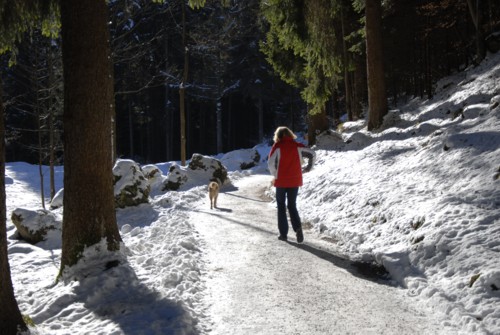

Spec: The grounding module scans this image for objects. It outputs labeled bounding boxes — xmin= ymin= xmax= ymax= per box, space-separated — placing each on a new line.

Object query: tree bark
xmin=466 ymin=0 xmax=486 ymax=62
xmin=353 ymin=52 xmax=366 ymax=120
xmin=340 ymin=3 xmax=353 ymax=121
xmin=307 ymin=106 xmax=329 ymax=146
xmin=0 ymin=72 xmax=28 ymax=334
xmin=216 ymin=52 xmax=223 ymax=154
xmin=34 ymin=46 xmax=47 ymax=210
xmin=179 ymin=1 xmax=188 ymax=166
xmin=48 ymin=45 xmax=56 ymax=200
xmin=164 ymin=36 xmax=173 ymax=161
xmin=257 ymin=85 xmax=264 ymax=143
xmin=365 ymin=0 xmax=388 ymax=131
xmin=59 ymin=0 xmax=121 ymax=273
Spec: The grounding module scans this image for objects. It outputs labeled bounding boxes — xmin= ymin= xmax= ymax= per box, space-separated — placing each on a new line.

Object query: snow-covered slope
xmin=299 ymin=52 xmax=500 ymax=333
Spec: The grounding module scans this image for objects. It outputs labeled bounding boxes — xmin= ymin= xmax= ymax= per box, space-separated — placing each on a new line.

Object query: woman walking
xmin=268 ymin=126 xmax=315 ymax=243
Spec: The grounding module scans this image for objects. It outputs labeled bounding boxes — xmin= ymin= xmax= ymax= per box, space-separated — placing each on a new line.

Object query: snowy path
xmin=191 ymin=174 xmax=455 ymax=335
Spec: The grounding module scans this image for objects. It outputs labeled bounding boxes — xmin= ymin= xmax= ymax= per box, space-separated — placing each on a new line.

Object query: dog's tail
xmin=208 ymin=181 xmax=219 ymax=190
xmin=209 ymin=178 xmax=221 ymax=187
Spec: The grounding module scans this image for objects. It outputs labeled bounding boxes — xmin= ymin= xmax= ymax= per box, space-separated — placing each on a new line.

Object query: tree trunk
xmin=425 ymin=31 xmax=433 ymax=99
xmin=34 ymin=46 xmax=46 ymax=210
xmin=365 ymin=0 xmax=388 ymax=131
xmin=216 ymin=97 xmax=223 ymax=154
xmin=340 ymin=3 xmax=353 ymax=121
xmin=0 ymin=72 xmax=28 ymax=335
xmin=111 ymin=101 xmax=117 ymax=163
xmin=257 ymin=86 xmax=264 ymax=143
xmin=216 ymin=53 xmax=223 ymax=154
xmin=47 ymin=38 xmax=58 ymax=200
xmin=307 ymin=107 xmax=329 ymax=146
xmin=37 ymin=100 xmax=46 ymax=210
xmin=353 ymin=52 xmax=366 ymax=120
xmin=59 ymin=0 xmax=121 ymax=274
xmin=164 ymin=37 xmax=173 ymax=161
xmin=466 ymin=0 xmax=486 ymax=62
xmin=180 ymin=0 xmax=188 ymax=166
xmin=128 ymin=100 xmax=134 ymax=158
xmin=49 ymin=104 xmax=55 ymax=200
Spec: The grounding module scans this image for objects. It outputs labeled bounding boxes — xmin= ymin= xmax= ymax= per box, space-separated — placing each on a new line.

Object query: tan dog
xmin=208 ymin=181 xmax=220 ymax=209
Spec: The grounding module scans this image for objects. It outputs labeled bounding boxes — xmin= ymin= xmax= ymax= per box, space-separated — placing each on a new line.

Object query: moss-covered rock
xmin=113 ymin=159 xmax=150 ymax=208
xmin=221 ymin=148 xmax=261 ymax=170
xmin=11 ymin=208 xmax=61 ymax=244
xmin=189 ymin=154 xmax=228 ymax=185
xmin=142 ymin=164 xmax=162 ymax=179
xmin=162 ymin=154 xmax=228 ymax=191
xmin=163 ymin=163 xmax=188 ymax=191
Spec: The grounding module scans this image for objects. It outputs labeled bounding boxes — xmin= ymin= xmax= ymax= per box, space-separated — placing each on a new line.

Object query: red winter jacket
xmin=268 ymin=136 xmax=315 ymax=188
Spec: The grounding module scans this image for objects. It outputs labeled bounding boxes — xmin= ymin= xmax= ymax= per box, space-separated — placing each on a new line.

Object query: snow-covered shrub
xmin=11 ymin=208 xmax=61 ymax=244
xmin=113 ymin=159 xmax=150 ymax=208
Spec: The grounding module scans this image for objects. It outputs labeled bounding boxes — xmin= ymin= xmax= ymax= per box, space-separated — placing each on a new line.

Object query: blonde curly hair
xmin=273 ymin=126 xmax=297 ymax=143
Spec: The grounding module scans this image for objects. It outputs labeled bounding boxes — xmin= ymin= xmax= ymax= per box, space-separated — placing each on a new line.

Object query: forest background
xmin=3 ymin=0 xmax=500 ymax=165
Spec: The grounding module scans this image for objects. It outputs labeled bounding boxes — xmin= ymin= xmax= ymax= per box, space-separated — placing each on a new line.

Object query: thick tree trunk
xmin=59 ymin=0 xmax=121 ymax=273
xmin=0 ymin=73 xmax=27 ymax=334
xmin=365 ymin=0 xmax=388 ymax=131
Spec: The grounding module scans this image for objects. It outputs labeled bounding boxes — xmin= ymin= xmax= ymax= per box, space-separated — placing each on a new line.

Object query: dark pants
xmin=275 ymin=187 xmax=302 ymax=237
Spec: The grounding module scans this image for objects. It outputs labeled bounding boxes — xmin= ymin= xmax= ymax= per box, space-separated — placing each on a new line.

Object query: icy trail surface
xmin=191 ymin=174 xmax=458 ymax=334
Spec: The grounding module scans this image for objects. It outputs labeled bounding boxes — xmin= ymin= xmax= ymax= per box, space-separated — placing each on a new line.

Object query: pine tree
xmin=59 ymin=0 xmax=122 ymax=274
xmin=260 ymin=0 xmax=338 ymax=142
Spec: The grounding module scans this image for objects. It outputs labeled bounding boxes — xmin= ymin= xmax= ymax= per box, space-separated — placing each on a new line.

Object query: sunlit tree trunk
xmin=59 ymin=0 xmax=122 ymax=274
xmin=365 ymin=0 xmax=388 ymax=131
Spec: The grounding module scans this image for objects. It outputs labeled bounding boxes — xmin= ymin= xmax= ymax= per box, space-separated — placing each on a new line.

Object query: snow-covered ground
xmin=5 ymin=51 xmax=500 ymax=334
